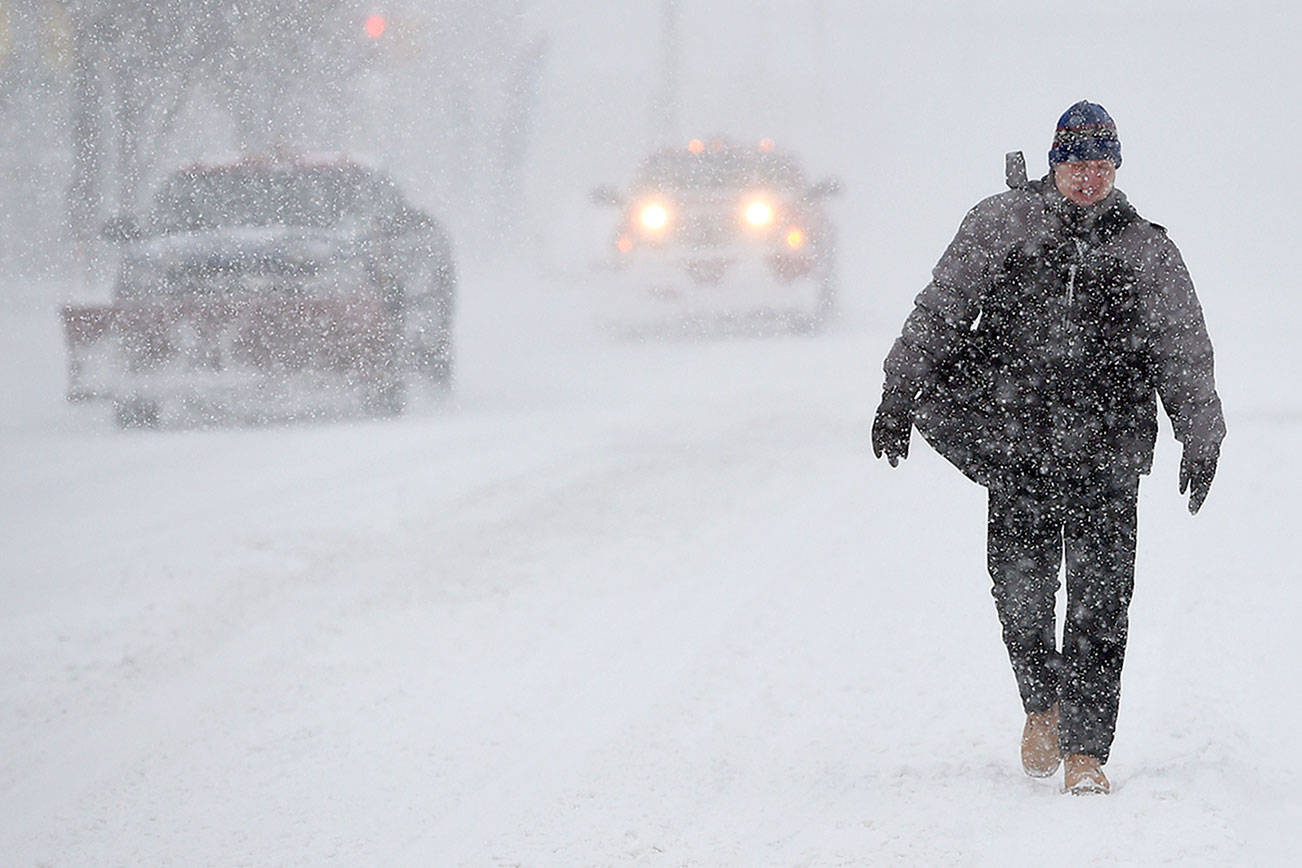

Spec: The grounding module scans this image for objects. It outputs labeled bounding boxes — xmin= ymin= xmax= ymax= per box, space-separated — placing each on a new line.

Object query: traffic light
xmin=356 ymin=9 xmax=423 ymax=66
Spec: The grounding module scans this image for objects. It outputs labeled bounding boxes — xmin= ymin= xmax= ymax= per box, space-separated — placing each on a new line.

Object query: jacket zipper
xmin=1064 ymin=238 xmax=1085 ymax=326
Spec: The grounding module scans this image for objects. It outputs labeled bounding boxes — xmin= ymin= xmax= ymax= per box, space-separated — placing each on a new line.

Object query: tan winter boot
xmin=1063 ymin=753 xmax=1110 ymax=795
xmin=1021 ymin=703 xmax=1060 ymax=777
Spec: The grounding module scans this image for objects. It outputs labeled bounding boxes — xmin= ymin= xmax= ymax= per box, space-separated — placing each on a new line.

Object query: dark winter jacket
xmin=882 ymin=175 xmax=1225 ymax=487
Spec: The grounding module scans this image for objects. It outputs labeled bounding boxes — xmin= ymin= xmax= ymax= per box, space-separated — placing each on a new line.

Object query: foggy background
xmin=2 ymin=1 xmax=1295 ymax=334
xmin=4 ymin=3 xmax=1301 ymax=862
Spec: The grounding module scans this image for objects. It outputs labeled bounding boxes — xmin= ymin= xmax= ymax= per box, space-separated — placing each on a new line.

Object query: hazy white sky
xmin=521 ymin=1 xmax=1297 ymax=328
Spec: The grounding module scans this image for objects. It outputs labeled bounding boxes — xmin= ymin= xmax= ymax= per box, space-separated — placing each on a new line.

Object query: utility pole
xmin=650 ymin=0 xmax=680 ymax=146
xmin=812 ymin=0 xmax=829 ymax=123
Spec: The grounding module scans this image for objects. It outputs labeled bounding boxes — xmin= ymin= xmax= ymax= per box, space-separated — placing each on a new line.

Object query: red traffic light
xmin=364 ymin=14 xmax=387 ymax=39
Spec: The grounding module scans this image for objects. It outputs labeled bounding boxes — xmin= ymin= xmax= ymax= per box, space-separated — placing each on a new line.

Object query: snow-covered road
xmin=2 ymin=270 xmax=1298 ymax=864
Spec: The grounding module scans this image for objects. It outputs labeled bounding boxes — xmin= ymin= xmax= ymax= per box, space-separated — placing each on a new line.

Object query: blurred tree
xmin=0 ymin=1 xmax=76 ymax=275
xmin=62 ymin=0 xmax=356 ymax=236
xmin=63 ymin=1 xmax=209 ymax=237
xmin=0 ymin=0 xmax=545 ymax=275
xmin=362 ymin=0 xmax=546 ymax=251
xmin=197 ymin=0 xmax=356 ymax=155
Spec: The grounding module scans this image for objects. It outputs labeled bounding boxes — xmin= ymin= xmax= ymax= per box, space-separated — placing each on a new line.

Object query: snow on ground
xmin=2 ymin=263 xmax=1299 ymax=865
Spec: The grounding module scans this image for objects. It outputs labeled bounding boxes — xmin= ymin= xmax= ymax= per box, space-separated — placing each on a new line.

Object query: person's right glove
xmin=872 ymin=388 xmax=914 ymax=467
xmin=1179 ymin=440 xmax=1220 ymax=514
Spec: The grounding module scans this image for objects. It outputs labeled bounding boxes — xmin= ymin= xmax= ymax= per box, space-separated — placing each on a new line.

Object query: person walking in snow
xmin=871 ymin=101 xmax=1225 ymax=794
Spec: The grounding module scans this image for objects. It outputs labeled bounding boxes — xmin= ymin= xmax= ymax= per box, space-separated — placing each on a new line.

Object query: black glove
xmin=1179 ymin=441 xmax=1220 ymax=514
xmin=872 ymin=388 xmax=914 ymax=467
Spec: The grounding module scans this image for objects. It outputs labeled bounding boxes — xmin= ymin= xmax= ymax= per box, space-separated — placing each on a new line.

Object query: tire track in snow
xmin=2 ymin=393 xmax=861 ymax=863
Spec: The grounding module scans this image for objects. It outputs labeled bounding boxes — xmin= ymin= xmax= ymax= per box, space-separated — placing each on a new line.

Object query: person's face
xmin=1053 ymin=159 xmax=1116 ymax=206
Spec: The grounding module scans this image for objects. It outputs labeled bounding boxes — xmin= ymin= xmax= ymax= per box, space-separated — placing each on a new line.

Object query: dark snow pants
xmin=986 ymin=469 xmax=1139 ymax=763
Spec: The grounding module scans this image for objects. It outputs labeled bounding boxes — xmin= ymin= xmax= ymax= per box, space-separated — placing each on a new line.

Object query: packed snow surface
xmin=2 ymin=261 xmax=1298 ymax=864
xmin=3 ymin=2 xmax=1300 ymax=863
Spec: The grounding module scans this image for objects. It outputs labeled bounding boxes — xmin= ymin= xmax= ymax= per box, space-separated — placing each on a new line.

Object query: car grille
xmin=677 ymin=213 xmax=734 ymax=247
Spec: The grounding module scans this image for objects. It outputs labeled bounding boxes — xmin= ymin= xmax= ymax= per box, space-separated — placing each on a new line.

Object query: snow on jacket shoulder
xmin=883 ymin=186 xmax=1044 ymax=391
xmin=1129 ymin=220 xmax=1227 ymax=451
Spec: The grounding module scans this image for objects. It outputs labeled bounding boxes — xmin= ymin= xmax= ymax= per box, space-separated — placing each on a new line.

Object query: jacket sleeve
xmin=1140 ymin=231 xmax=1226 ymax=451
xmin=881 ymin=195 xmax=1007 ymax=396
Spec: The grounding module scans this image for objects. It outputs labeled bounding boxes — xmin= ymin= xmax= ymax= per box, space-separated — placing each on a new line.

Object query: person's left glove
xmin=872 ymin=387 xmax=914 ymax=467
xmin=1179 ymin=440 xmax=1220 ymax=514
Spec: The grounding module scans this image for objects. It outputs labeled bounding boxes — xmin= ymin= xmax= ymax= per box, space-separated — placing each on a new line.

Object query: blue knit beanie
xmin=1048 ymin=100 xmax=1122 ymax=168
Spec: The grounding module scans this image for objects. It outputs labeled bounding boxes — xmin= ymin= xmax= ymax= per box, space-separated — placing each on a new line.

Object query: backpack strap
xmin=1096 ymin=198 xmax=1139 ymax=242
xmin=1005 ymin=151 xmax=1028 ymax=189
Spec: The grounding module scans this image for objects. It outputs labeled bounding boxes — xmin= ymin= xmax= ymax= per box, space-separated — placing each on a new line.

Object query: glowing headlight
xmin=745 ymin=201 xmax=774 ymax=227
xmin=640 ymin=204 xmax=669 ymax=231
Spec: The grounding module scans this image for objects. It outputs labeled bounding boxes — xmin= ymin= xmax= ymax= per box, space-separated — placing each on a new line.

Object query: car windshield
xmin=150 ymin=165 xmax=369 ymax=233
xmin=633 ymin=146 xmax=806 ymax=192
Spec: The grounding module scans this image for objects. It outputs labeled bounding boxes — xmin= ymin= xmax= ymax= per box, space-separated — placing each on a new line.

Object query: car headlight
xmin=744 ymin=200 xmax=774 ymax=227
xmin=639 ymin=203 xmax=669 ymax=231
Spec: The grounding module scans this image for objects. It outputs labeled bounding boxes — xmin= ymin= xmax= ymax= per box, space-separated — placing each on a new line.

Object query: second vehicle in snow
xmin=592 ymin=137 xmax=840 ymax=334
xmin=64 ymin=155 xmax=456 ymax=428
